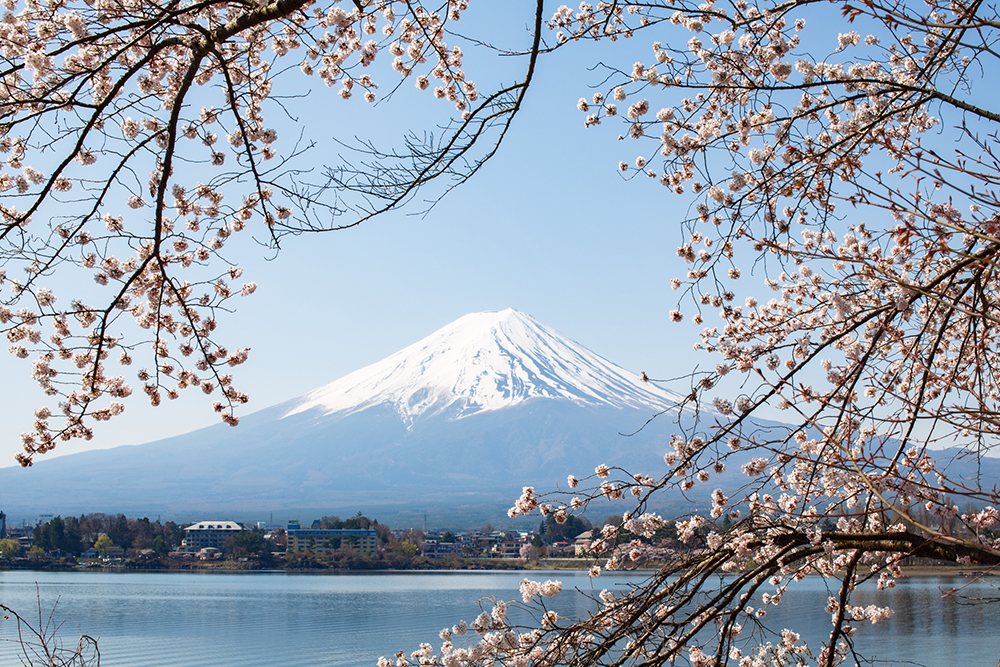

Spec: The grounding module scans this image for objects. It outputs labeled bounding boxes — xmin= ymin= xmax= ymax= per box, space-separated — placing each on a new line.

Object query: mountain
xmin=0 ymin=309 xmax=693 ymax=525
xmin=283 ymin=308 xmax=684 ymax=422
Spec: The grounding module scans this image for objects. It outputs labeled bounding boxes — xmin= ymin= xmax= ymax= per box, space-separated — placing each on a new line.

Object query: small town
xmin=3 ymin=509 xmax=986 ymax=576
xmin=0 ymin=509 xmax=659 ymax=570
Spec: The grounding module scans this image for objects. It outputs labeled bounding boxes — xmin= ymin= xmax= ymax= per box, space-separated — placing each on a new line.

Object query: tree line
xmin=29 ymin=514 xmax=185 ymax=557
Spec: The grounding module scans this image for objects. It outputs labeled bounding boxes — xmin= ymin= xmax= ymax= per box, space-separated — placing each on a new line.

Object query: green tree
xmin=461 ymin=544 xmax=483 ymax=558
xmin=93 ymin=535 xmax=114 ymax=555
xmin=394 ymin=542 xmax=418 ymax=559
xmin=440 ymin=531 xmax=456 ymax=543
xmin=0 ymin=538 xmax=20 ymax=557
xmin=342 ymin=513 xmax=375 ymax=530
xmin=539 ymin=514 xmax=592 ymax=545
xmin=31 ymin=523 xmax=47 ymax=550
xmin=62 ymin=516 xmax=83 ymax=555
xmin=401 ymin=529 xmax=424 ymax=547
xmin=226 ymin=531 xmax=266 ymax=556
xmin=31 ymin=516 xmax=83 ymax=555
xmin=374 ymin=524 xmax=393 ymax=545
xmin=162 ymin=521 xmax=184 ymax=548
xmin=130 ymin=517 xmax=154 ymax=551
xmin=33 ymin=516 xmax=61 ymax=552
xmin=107 ymin=515 xmax=131 ymax=550
xmin=151 ymin=536 xmax=169 ymax=558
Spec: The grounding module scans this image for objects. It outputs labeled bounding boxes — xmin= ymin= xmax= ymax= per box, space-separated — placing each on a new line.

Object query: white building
xmin=183 ymin=520 xmax=243 ymax=551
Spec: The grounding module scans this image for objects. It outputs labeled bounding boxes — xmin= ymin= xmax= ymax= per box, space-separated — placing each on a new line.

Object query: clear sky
xmin=0 ymin=3 xmax=710 ymax=467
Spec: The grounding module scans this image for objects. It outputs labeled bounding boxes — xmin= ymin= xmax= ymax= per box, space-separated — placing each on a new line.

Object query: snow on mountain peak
xmin=282 ymin=308 xmax=684 ymax=424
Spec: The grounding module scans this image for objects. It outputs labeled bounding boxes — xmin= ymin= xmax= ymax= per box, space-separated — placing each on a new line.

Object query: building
xmin=496 ymin=538 xmax=526 ymax=559
xmin=574 ymin=531 xmax=593 ymax=556
xmin=182 ymin=520 xmax=244 ymax=551
xmin=285 ymin=520 xmax=378 ymax=555
xmin=101 ymin=545 xmax=125 ymax=560
xmin=422 ymin=540 xmax=463 ymax=558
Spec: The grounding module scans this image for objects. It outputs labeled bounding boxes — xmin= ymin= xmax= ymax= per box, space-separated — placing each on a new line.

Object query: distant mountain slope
xmin=0 ymin=310 xmax=691 ymax=523
xmin=4 ymin=309 xmax=997 ymax=527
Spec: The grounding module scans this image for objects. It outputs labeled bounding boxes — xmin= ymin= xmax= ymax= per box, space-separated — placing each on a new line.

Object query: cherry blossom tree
xmin=389 ymin=0 xmax=1000 ymax=666
xmin=1 ymin=0 xmax=544 ymax=465
xmin=5 ymin=0 xmax=1000 ymax=662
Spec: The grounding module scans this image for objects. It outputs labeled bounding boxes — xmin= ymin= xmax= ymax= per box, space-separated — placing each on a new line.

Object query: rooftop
xmin=185 ymin=521 xmax=242 ymax=532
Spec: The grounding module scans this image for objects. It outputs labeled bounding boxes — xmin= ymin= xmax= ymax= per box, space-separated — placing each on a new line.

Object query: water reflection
xmin=0 ymin=571 xmax=997 ymax=667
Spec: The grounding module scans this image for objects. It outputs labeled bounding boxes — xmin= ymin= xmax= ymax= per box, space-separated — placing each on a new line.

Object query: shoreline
xmin=897 ymin=565 xmax=1000 ymax=577
xmin=3 ymin=558 xmax=996 ymax=577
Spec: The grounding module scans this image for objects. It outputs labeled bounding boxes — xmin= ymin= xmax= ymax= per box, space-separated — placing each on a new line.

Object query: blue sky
xmin=0 ymin=3 xmax=706 ymax=467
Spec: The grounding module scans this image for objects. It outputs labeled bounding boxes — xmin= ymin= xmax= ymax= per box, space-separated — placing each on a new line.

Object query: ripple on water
xmin=1 ymin=570 xmax=997 ymax=667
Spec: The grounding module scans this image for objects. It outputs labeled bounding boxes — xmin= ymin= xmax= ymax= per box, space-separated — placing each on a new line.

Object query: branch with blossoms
xmin=378 ymin=581 xmax=565 ymax=667
xmin=396 ymin=1 xmax=1000 ymax=665
xmin=1 ymin=0 xmax=547 ymax=465
xmin=557 ymin=0 xmax=1000 ymax=533
xmin=504 ymin=460 xmax=1000 ymax=667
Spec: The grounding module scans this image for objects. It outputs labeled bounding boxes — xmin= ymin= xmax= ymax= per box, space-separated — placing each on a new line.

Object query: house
xmin=468 ymin=532 xmax=498 ymax=552
xmin=496 ymin=538 xmax=526 ymax=559
xmin=574 ymin=531 xmax=593 ymax=556
xmin=422 ymin=540 xmax=463 ymax=558
xmin=101 ymin=546 xmax=125 ymax=560
xmin=548 ymin=541 xmax=573 ymax=557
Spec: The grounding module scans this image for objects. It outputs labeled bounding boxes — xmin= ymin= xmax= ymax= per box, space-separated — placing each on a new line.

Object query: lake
xmin=0 ymin=570 xmax=997 ymax=666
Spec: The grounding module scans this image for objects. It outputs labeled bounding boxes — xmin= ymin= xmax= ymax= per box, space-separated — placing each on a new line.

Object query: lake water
xmin=0 ymin=570 xmax=997 ymax=666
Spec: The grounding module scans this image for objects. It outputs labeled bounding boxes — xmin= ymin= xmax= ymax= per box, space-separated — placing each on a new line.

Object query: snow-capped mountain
xmin=0 ymin=309 xmax=691 ymax=524
xmin=284 ymin=308 xmax=684 ymax=424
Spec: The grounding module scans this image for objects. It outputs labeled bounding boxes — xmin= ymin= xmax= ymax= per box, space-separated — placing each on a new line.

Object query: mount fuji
xmin=0 ymin=309 xmax=693 ymax=524
xmin=283 ymin=308 xmax=684 ymax=423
